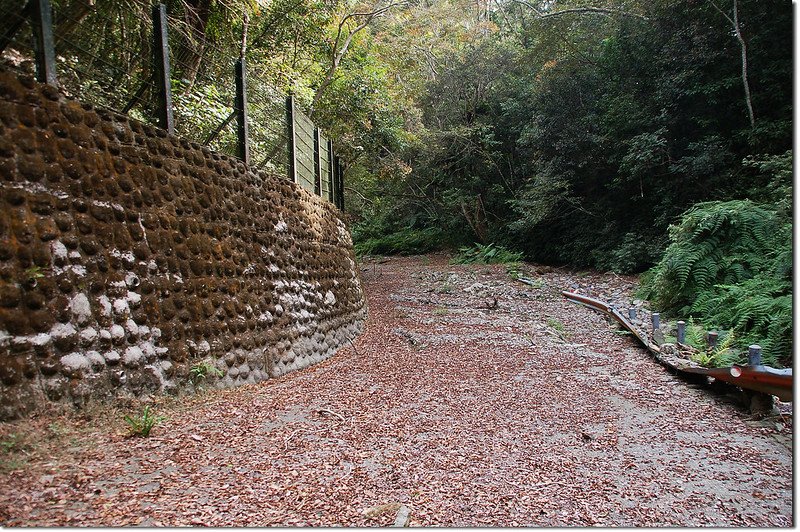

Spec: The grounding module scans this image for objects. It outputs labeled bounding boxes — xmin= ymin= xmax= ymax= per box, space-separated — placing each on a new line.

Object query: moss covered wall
xmin=0 ymin=70 xmax=366 ymax=420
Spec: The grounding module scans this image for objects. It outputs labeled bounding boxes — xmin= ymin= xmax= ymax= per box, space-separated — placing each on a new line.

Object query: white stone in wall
xmin=109 ymin=249 xmax=136 ymax=266
xmin=139 ymin=342 xmax=156 ymax=363
xmin=69 ymin=293 xmax=92 ymax=325
xmin=143 ymin=364 xmax=168 ymax=389
xmin=198 ymin=340 xmax=211 ymax=355
xmin=60 ymin=353 xmax=89 ymax=373
xmin=104 ymin=350 xmax=120 ymax=364
xmin=85 ymin=351 xmax=105 ymax=369
xmin=257 ymin=312 xmax=274 ymax=326
xmin=79 ymin=327 xmax=98 ymax=345
xmin=123 ymin=346 xmax=144 ymax=367
xmin=97 ymin=295 xmax=112 ymax=317
xmin=30 ymin=333 xmax=51 ymax=348
xmin=124 ymin=319 xmax=139 ymax=337
xmin=50 ymin=322 xmax=76 ymax=340
xmin=126 ymin=291 xmax=141 ymax=308
xmin=110 ymin=324 xmax=125 ymax=341
xmin=112 ymin=298 xmax=130 ymax=317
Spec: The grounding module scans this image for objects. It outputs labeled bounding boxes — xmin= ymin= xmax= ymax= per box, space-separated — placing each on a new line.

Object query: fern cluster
xmin=640 ymin=200 xmax=792 ymax=367
xmin=354 ymin=227 xmax=445 ymax=256
xmin=451 ymin=243 xmax=524 ymax=265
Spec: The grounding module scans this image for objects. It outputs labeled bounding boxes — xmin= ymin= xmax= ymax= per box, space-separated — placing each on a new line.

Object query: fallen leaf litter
xmin=0 ymin=253 xmax=792 ymax=526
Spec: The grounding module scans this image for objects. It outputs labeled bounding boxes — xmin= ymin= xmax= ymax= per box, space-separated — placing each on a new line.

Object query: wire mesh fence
xmin=0 ymin=0 xmax=342 ymax=208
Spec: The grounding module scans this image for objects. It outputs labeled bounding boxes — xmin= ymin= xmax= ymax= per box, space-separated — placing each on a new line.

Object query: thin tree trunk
xmin=732 ymin=0 xmax=755 ymax=127
xmin=710 ymin=0 xmax=755 ymax=128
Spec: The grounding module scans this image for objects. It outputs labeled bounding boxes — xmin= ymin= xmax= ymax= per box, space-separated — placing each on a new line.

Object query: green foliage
xmin=682 ymin=318 xmax=707 ymax=351
xmin=354 ymin=227 xmax=445 ymax=256
xmin=123 ymin=406 xmax=166 ymax=438
xmin=189 ymin=362 xmax=224 ymax=385
xmin=640 ymin=200 xmax=786 ymax=310
xmin=691 ymin=276 xmax=791 ymax=367
xmin=435 ymin=281 xmax=453 ymax=294
xmin=505 ymin=262 xmax=523 ymax=280
xmin=641 ymin=200 xmax=792 ymax=367
xmin=343 ymin=0 xmax=791 ymax=276
xmin=0 ymin=433 xmax=21 ymax=454
xmin=451 ymin=243 xmax=523 ymax=265
xmin=546 ymin=318 xmax=566 ymax=333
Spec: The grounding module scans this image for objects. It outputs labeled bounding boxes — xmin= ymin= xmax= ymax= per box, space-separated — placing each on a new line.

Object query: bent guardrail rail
xmin=559 ymin=290 xmax=793 ymax=402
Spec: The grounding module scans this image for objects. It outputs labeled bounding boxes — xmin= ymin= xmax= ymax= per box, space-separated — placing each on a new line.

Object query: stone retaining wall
xmin=0 ymin=70 xmax=366 ymax=420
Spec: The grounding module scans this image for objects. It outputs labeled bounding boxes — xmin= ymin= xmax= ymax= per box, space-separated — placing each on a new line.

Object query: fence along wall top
xmin=9 ymin=0 xmax=345 ymax=209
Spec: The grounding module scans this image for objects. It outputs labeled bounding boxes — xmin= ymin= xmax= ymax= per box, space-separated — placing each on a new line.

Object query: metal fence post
xmin=338 ymin=159 xmax=345 ymax=211
xmin=676 ymin=320 xmax=686 ymax=344
xmin=651 ymin=312 xmax=660 ymax=331
xmin=327 ymin=139 xmax=334 ymax=202
xmin=333 ymin=156 xmax=342 ymax=210
xmin=234 ymin=57 xmax=249 ymax=165
xmin=313 ymin=128 xmax=322 ymax=196
xmin=286 ymin=94 xmax=297 ymax=183
xmin=30 ymin=0 xmax=57 ymax=86
xmin=152 ymin=4 xmax=174 ymax=134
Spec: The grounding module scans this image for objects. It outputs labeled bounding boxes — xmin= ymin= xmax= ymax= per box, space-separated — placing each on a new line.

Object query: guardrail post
xmin=31 ymin=0 xmax=57 ymax=86
xmin=152 ymin=4 xmax=174 ymax=134
xmin=313 ymin=128 xmax=322 ymax=196
xmin=234 ymin=57 xmax=249 ymax=165
xmin=676 ymin=320 xmax=686 ymax=344
xmin=651 ymin=312 xmax=660 ymax=331
xmin=748 ymin=344 xmax=762 ymax=366
xmin=286 ymin=94 xmax=297 ymax=183
xmin=707 ymin=331 xmax=718 ymax=349
xmin=628 ymin=307 xmax=636 ymax=320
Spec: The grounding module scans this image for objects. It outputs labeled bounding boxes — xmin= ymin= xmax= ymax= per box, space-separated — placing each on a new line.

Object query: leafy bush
xmin=123 ymin=406 xmax=166 ymax=438
xmin=354 ymin=227 xmax=445 ymax=256
xmin=451 ymin=242 xmax=523 ymax=265
xmin=640 ymin=200 xmax=791 ymax=367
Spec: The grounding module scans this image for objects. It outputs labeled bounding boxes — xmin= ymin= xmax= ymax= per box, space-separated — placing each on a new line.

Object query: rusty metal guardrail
xmin=560 ymin=290 xmax=793 ymax=402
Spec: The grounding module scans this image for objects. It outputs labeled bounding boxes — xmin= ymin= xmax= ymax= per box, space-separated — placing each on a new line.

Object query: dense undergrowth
xmin=639 ymin=200 xmax=791 ymax=368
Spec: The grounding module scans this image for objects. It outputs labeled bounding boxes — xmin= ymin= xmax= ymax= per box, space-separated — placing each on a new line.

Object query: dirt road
xmin=0 ymin=254 xmax=792 ymax=526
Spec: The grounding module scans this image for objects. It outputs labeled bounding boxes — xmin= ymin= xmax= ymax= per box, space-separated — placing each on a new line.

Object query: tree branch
xmin=310 ymin=2 xmax=403 ymax=116
xmin=509 ymin=0 xmax=649 ymax=21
